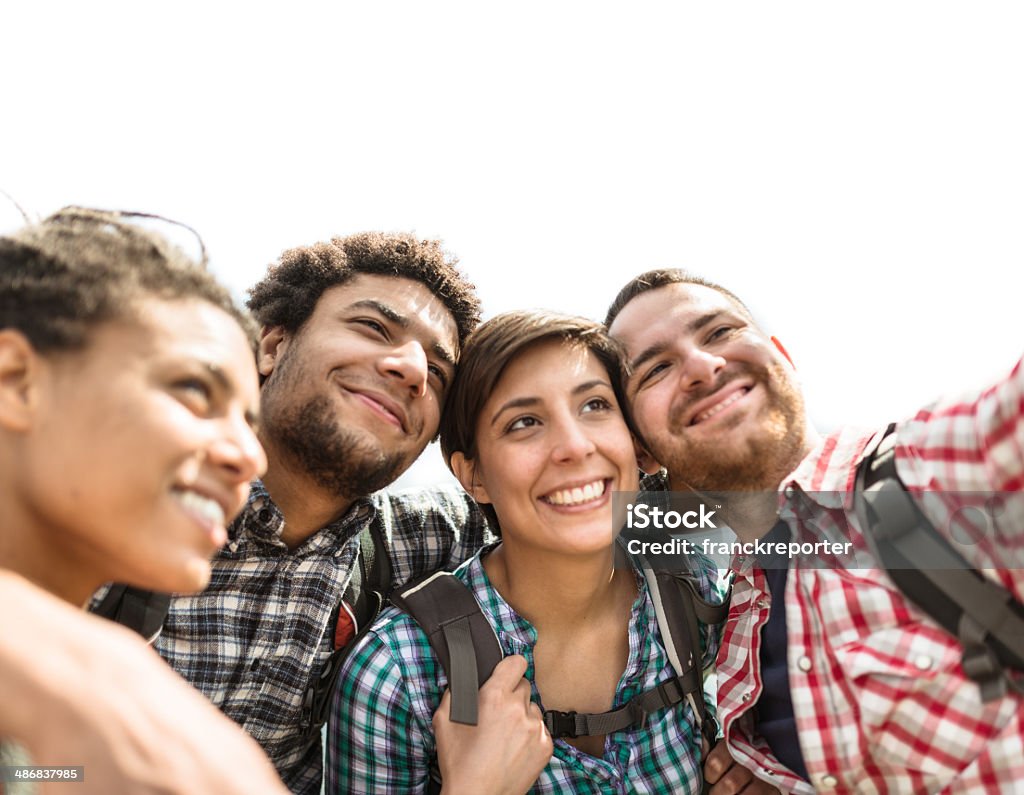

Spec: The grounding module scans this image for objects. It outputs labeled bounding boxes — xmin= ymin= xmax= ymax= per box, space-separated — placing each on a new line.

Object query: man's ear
xmin=634 ymin=439 xmax=663 ymax=476
xmin=258 ymin=326 xmax=288 ymax=378
xmin=450 ymin=452 xmax=491 ymax=504
xmin=770 ymin=336 xmax=795 ymax=369
xmin=0 ymin=330 xmax=40 ymax=432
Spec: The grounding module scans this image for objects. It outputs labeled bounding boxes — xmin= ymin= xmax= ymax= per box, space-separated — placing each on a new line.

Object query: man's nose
xmin=679 ymin=348 xmax=726 ymax=392
xmin=379 ymin=340 xmax=429 ymax=397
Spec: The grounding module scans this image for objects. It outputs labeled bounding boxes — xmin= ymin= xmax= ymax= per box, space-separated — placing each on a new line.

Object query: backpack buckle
xmin=544 ymin=710 xmax=581 ymax=738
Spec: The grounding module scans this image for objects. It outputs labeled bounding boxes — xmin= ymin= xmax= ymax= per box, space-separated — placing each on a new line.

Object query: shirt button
xmin=741 ymin=692 xmax=752 ymax=702
xmin=755 ymin=598 xmax=768 ymax=609
xmin=820 ymin=774 xmax=838 ymax=788
xmin=797 ymin=656 xmax=812 ymax=672
xmin=784 ymin=486 xmax=795 ymax=498
xmin=914 ymin=655 xmax=933 ymax=671
xmin=257 ymin=508 xmax=273 ymax=523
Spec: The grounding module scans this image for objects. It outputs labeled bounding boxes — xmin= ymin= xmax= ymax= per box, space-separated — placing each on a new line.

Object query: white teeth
xmin=173 ymin=489 xmax=226 ymax=527
xmin=544 ymin=479 xmax=606 ymax=506
xmin=694 ymin=389 xmax=747 ymax=424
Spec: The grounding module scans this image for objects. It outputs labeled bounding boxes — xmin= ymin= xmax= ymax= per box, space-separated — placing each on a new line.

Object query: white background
xmin=3 ymin=2 xmax=1021 ymax=486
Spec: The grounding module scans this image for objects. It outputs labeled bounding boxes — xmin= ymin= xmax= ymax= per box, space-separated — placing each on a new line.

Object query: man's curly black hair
xmin=246 ymin=231 xmax=481 ymax=350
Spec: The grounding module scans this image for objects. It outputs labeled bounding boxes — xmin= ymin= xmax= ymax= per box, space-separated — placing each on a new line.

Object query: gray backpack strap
xmin=855 ymin=424 xmax=1024 ymax=702
xmin=641 ymin=559 xmax=730 ymax=753
xmin=390 ymin=571 xmax=503 ymax=725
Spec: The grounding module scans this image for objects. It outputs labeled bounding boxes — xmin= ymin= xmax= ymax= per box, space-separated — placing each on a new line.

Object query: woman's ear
xmin=450 ymin=452 xmax=492 ymax=504
xmin=0 ymin=330 xmax=40 ymax=432
xmin=634 ymin=439 xmax=662 ymax=476
xmin=257 ymin=326 xmax=288 ymax=378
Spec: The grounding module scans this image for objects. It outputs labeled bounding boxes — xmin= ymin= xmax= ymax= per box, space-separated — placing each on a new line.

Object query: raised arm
xmin=0 ymin=571 xmax=287 ymax=795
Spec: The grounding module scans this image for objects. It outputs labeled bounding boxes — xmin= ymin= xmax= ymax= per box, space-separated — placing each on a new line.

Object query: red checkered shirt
xmin=717 ymin=357 xmax=1024 ymax=794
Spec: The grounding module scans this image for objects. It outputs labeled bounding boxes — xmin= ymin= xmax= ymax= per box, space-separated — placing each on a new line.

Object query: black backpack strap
xmin=302 ymin=520 xmax=393 ymax=736
xmin=391 ymin=571 xmax=503 ymax=726
xmin=542 ymin=676 xmax=690 ymax=738
xmin=91 ymin=584 xmax=170 ymax=644
xmin=855 ymin=424 xmax=1024 ymax=702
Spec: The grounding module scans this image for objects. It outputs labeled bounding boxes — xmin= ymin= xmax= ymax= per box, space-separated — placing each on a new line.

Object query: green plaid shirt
xmin=328 ymin=546 xmax=722 ymax=794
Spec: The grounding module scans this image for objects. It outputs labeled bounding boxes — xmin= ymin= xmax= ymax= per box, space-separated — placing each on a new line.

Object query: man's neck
xmin=670 ymin=426 xmax=822 ymax=543
xmin=259 ymin=461 xmax=356 ymax=549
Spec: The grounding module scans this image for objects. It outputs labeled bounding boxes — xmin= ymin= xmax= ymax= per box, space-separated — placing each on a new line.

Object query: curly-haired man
xmin=98 ymin=233 xmax=550 ymax=794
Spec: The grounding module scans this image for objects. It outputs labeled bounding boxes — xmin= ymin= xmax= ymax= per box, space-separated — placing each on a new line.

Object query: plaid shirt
xmin=156 ymin=480 xmax=490 ymax=795
xmin=719 ymin=357 xmax=1024 ymax=794
xmin=327 ymin=546 xmax=724 ymax=794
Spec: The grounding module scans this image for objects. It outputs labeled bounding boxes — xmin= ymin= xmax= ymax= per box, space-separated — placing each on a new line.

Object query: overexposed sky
xmin=3 ymin=2 xmax=1022 ymax=486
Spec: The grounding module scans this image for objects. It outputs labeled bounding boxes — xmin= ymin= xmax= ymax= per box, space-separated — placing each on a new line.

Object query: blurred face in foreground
xmin=0 ymin=297 xmax=266 ymax=604
xmin=608 ymin=282 xmax=808 ymax=492
xmin=452 ymin=339 xmax=638 ymax=556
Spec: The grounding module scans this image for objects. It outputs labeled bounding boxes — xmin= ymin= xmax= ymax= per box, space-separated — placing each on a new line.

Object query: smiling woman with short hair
xmin=330 ymin=309 xmax=724 ymax=794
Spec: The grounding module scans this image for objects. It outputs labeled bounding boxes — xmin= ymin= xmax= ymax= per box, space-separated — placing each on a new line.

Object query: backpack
xmin=854 ymin=424 xmax=1024 ymax=702
xmin=301 ymin=521 xmax=392 ymax=737
xmin=390 ymin=553 xmax=729 ymax=793
xmin=91 ymin=585 xmax=170 ymax=644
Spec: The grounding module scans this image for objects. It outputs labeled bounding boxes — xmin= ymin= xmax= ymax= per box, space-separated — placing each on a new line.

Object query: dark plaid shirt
xmin=155 ymin=480 xmax=491 ymax=795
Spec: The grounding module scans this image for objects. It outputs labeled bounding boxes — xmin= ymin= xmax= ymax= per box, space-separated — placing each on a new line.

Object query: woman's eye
xmin=507 ymin=416 xmax=539 ymax=433
xmin=582 ymin=397 xmax=612 ymax=413
xmin=175 ymin=378 xmax=213 ymax=409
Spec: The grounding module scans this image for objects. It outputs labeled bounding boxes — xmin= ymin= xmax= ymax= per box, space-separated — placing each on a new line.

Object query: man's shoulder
xmin=373 ymin=483 xmax=475 ymax=518
xmin=369 ymin=483 xmax=492 ymax=539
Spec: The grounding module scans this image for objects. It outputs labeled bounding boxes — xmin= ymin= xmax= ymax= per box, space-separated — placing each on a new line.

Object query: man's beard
xmin=269 ymin=394 xmax=404 ymax=498
xmin=260 ymin=349 xmax=405 ymax=499
xmin=657 ymin=361 xmax=808 ymax=493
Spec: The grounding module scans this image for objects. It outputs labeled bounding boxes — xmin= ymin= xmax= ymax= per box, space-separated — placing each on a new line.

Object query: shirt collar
xmin=230 ymin=479 xmax=378 ymax=549
xmin=780 ymin=426 xmax=879 ymax=511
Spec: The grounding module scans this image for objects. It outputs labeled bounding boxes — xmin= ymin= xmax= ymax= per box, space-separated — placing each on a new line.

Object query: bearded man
xmin=607 ymin=269 xmax=1024 ymax=795
xmin=99 ymin=234 xmax=550 ymax=794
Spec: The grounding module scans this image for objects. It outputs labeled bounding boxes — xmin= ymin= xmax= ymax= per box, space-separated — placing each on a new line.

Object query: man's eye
xmin=356 ymin=319 xmax=388 ymax=338
xmin=428 ymin=364 xmax=449 ymax=389
xmin=639 ymin=362 xmax=669 ymax=385
xmin=707 ymin=325 xmax=733 ymax=342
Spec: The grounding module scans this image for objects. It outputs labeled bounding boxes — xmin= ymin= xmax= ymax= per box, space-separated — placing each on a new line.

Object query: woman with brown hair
xmin=330 ymin=310 xmax=723 ymax=794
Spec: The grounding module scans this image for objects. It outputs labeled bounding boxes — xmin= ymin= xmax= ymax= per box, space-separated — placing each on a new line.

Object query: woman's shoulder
xmin=343 ymin=551 xmax=493 ymax=691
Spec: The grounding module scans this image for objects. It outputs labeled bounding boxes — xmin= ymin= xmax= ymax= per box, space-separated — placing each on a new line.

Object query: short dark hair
xmin=439 ymin=310 xmax=633 ymax=534
xmin=604 ymin=268 xmax=752 ymax=328
xmin=1 ymin=206 xmax=256 ymax=353
xmin=246 ymin=232 xmax=481 ymax=351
